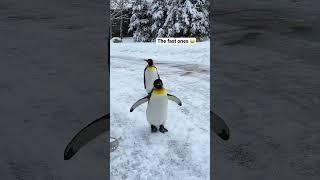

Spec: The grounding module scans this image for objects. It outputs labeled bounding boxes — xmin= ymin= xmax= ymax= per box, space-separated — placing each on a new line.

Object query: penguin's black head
xmin=145 ymin=59 xmax=154 ymax=66
xmin=153 ymin=79 xmax=163 ymax=89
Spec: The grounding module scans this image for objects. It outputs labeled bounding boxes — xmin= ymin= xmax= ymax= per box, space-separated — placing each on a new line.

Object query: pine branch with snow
xmin=148 ymin=0 xmax=167 ymax=39
xmin=163 ymin=0 xmax=209 ymax=41
xmin=127 ymin=0 xmax=209 ymax=42
xmin=128 ymin=0 xmax=152 ymax=42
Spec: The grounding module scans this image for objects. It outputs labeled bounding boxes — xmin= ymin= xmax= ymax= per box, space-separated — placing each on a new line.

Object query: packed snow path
xmin=110 ymin=39 xmax=210 ymax=180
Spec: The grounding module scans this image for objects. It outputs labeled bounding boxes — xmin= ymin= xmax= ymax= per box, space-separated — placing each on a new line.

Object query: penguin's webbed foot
xmin=159 ymin=125 xmax=168 ymax=133
xmin=151 ymin=125 xmax=157 ymax=133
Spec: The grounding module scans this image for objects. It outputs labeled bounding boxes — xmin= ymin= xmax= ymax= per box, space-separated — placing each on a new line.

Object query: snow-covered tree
xmin=148 ymin=0 xmax=167 ymax=39
xmin=128 ymin=0 xmax=152 ymax=42
xmin=187 ymin=0 xmax=209 ymax=41
xmin=128 ymin=0 xmax=209 ymax=41
xmin=163 ymin=0 xmax=209 ymax=41
xmin=162 ymin=0 xmax=179 ymax=37
xmin=111 ymin=0 xmax=131 ymax=39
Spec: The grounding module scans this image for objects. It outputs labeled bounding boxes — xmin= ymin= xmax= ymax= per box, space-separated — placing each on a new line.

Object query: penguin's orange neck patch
xmin=147 ymin=66 xmax=156 ymax=71
xmin=152 ymin=88 xmax=166 ymax=95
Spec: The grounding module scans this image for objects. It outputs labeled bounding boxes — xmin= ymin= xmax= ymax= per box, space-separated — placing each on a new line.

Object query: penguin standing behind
xmin=130 ymin=79 xmax=182 ymax=133
xmin=144 ymin=59 xmax=160 ymax=94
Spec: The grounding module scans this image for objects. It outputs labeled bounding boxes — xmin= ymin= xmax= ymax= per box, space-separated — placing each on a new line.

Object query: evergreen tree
xmin=128 ymin=0 xmax=152 ymax=42
xmin=187 ymin=0 xmax=209 ymax=41
xmin=129 ymin=0 xmax=209 ymax=41
xmin=148 ymin=0 xmax=167 ymax=39
xmin=163 ymin=0 xmax=209 ymax=41
xmin=162 ymin=0 xmax=180 ymax=37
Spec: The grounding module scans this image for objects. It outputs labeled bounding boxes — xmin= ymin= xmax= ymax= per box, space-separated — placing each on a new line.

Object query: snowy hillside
xmin=110 ymin=38 xmax=210 ymax=180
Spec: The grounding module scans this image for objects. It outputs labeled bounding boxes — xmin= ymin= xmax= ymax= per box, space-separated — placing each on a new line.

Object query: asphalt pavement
xmin=212 ymin=0 xmax=320 ymax=179
xmin=0 ymin=0 xmax=108 ymax=179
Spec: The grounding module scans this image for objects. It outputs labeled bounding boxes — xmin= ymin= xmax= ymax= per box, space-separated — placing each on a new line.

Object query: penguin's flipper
xmin=130 ymin=96 xmax=149 ymax=112
xmin=155 ymin=67 xmax=160 ymax=79
xmin=144 ymin=66 xmax=147 ymax=89
xmin=64 ymin=114 xmax=109 ymax=160
xmin=211 ymin=111 xmax=230 ymax=141
xmin=167 ymin=94 xmax=182 ymax=106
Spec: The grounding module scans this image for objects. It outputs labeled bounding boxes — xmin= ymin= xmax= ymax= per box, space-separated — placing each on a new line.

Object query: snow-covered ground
xmin=110 ymin=38 xmax=210 ymax=180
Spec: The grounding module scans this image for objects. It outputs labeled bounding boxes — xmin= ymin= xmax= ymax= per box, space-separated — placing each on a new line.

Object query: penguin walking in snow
xmin=130 ymin=79 xmax=182 ymax=133
xmin=144 ymin=59 xmax=160 ymax=94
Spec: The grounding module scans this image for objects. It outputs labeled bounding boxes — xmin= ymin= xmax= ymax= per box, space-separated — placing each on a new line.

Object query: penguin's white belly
xmin=145 ymin=70 xmax=158 ymax=93
xmin=146 ymin=95 xmax=168 ymax=126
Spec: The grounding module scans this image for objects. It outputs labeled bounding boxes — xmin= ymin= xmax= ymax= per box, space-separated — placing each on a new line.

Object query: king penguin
xmin=144 ymin=59 xmax=160 ymax=94
xmin=130 ymin=79 xmax=182 ymax=133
